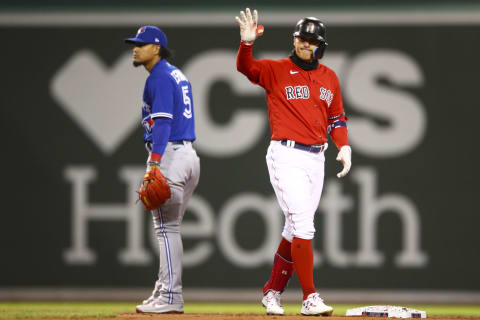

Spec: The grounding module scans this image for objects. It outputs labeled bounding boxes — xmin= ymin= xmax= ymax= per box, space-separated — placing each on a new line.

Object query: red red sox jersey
xmin=236 ymin=42 xmax=348 ymax=148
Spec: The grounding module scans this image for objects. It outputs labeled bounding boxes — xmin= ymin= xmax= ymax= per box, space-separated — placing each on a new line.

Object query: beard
xmin=133 ymin=60 xmax=144 ymax=67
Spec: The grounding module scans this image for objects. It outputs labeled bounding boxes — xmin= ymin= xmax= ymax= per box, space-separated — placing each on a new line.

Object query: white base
xmin=346 ymin=305 xmax=427 ymax=318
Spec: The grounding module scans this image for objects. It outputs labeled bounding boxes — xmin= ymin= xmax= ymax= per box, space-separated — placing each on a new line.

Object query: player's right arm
xmin=235 ymin=8 xmax=266 ymax=85
xmin=236 ymin=42 xmax=263 ymax=84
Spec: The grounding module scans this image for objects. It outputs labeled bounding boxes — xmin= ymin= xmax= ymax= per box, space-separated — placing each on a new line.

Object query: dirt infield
xmin=43 ymin=314 xmax=480 ymax=320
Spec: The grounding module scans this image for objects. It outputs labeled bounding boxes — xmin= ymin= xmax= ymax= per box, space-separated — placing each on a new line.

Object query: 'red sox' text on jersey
xmin=236 ymin=42 xmax=348 ymax=148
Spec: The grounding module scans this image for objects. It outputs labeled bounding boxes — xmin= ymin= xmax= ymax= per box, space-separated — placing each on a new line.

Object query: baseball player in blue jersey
xmin=125 ymin=25 xmax=200 ymax=314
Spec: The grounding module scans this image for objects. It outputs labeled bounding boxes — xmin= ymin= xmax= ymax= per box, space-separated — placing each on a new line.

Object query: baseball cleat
xmin=301 ymin=293 xmax=333 ymax=316
xmin=262 ymin=290 xmax=285 ymax=315
xmin=136 ymin=300 xmax=184 ymax=314
xmin=140 ymin=280 xmax=162 ymax=305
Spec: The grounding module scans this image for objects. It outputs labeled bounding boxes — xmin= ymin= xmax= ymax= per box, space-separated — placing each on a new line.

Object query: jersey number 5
xmin=182 ymin=86 xmax=192 ymax=119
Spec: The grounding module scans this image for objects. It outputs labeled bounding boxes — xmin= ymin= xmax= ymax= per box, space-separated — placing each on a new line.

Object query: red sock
xmin=263 ymin=238 xmax=295 ymax=294
xmin=291 ymin=237 xmax=316 ymax=300
xmin=276 ymin=237 xmax=292 ymax=261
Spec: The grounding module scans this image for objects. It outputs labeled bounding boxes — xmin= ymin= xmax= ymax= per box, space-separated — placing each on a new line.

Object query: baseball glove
xmin=138 ymin=167 xmax=171 ymax=211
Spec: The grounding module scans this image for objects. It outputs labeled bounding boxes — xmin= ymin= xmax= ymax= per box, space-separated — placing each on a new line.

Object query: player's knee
xmin=154 ymin=223 xmax=181 ymax=238
xmin=291 ymin=220 xmax=315 ymax=240
xmin=281 ymin=218 xmax=294 ymax=242
xmin=281 ymin=230 xmax=294 ymax=242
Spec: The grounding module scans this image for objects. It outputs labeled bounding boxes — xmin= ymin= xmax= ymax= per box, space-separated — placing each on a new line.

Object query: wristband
xmin=148 ymin=160 xmax=161 ymax=167
xmin=150 ymin=152 xmax=162 ymax=162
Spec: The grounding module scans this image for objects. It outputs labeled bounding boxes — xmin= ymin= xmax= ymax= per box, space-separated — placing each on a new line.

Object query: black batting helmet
xmin=293 ymin=17 xmax=328 ymax=59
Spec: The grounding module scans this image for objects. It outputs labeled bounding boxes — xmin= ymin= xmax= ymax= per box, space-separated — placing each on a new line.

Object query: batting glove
xmin=235 ymin=7 xmax=259 ymax=43
xmin=336 ymin=145 xmax=352 ymax=178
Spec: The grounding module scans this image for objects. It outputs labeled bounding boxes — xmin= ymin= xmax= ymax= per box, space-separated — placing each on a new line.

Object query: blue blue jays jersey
xmin=141 ymin=59 xmax=196 ymax=143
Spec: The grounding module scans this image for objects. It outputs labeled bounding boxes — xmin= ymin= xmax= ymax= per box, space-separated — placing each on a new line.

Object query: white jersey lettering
xmin=285 ymin=85 xmax=310 ymax=100
xmin=320 ymin=87 xmax=333 ymax=107
xmin=170 ymin=69 xmax=189 ymax=84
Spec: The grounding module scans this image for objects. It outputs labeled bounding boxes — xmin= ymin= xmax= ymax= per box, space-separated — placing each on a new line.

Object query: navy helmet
xmin=293 ymin=17 xmax=328 ymax=59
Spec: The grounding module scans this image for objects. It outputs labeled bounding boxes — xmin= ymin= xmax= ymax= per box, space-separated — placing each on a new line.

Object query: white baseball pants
xmin=266 ymin=140 xmax=327 ymax=241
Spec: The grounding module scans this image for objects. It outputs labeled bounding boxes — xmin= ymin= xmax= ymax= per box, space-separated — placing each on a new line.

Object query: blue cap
xmin=124 ymin=26 xmax=167 ymax=47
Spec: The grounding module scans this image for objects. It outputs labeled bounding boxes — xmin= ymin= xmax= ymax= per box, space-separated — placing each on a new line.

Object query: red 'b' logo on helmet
xmin=137 ymin=27 xmax=146 ymax=34
xmin=306 ymin=22 xmax=315 ymax=33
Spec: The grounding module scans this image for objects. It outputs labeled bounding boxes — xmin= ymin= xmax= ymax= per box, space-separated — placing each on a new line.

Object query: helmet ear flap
xmin=314 ymin=42 xmax=328 ymax=59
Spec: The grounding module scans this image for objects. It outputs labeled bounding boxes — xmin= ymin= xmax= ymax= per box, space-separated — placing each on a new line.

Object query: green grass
xmin=0 ymin=302 xmax=479 ymax=318
xmin=0 ymin=302 xmax=131 ymax=319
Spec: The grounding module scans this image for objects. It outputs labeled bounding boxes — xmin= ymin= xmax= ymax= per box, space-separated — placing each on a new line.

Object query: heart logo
xmin=50 ymin=50 xmax=146 ymax=155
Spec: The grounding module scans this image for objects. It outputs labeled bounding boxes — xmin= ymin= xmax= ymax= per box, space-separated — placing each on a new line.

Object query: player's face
xmin=132 ymin=43 xmax=160 ymax=67
xmin=293 ymin=36 xmax=319 ymax=62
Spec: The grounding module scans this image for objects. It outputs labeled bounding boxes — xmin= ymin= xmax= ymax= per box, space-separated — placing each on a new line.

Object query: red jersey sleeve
xmin=327 ymin=74 xmax=349 ymax=149
xmin=236 ymin=41 xmax=272 ymax=89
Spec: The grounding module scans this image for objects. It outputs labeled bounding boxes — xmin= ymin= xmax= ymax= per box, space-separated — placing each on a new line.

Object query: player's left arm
xmin=147 ymin=76 xmax=175 ymax=168
xmin=137 ymin=77 xmax=174 ymax=211
xmin=327 ymin=79 xmax=352 ymax=178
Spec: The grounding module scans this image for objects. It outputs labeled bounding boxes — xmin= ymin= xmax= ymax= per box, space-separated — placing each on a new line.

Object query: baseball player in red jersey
xmin=235 ymin=8 xmax=352 ymax=316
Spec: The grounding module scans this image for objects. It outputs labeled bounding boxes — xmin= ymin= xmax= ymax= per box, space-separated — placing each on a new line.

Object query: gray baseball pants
xmin=148 ymin=141 xmax=200 ymax=306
